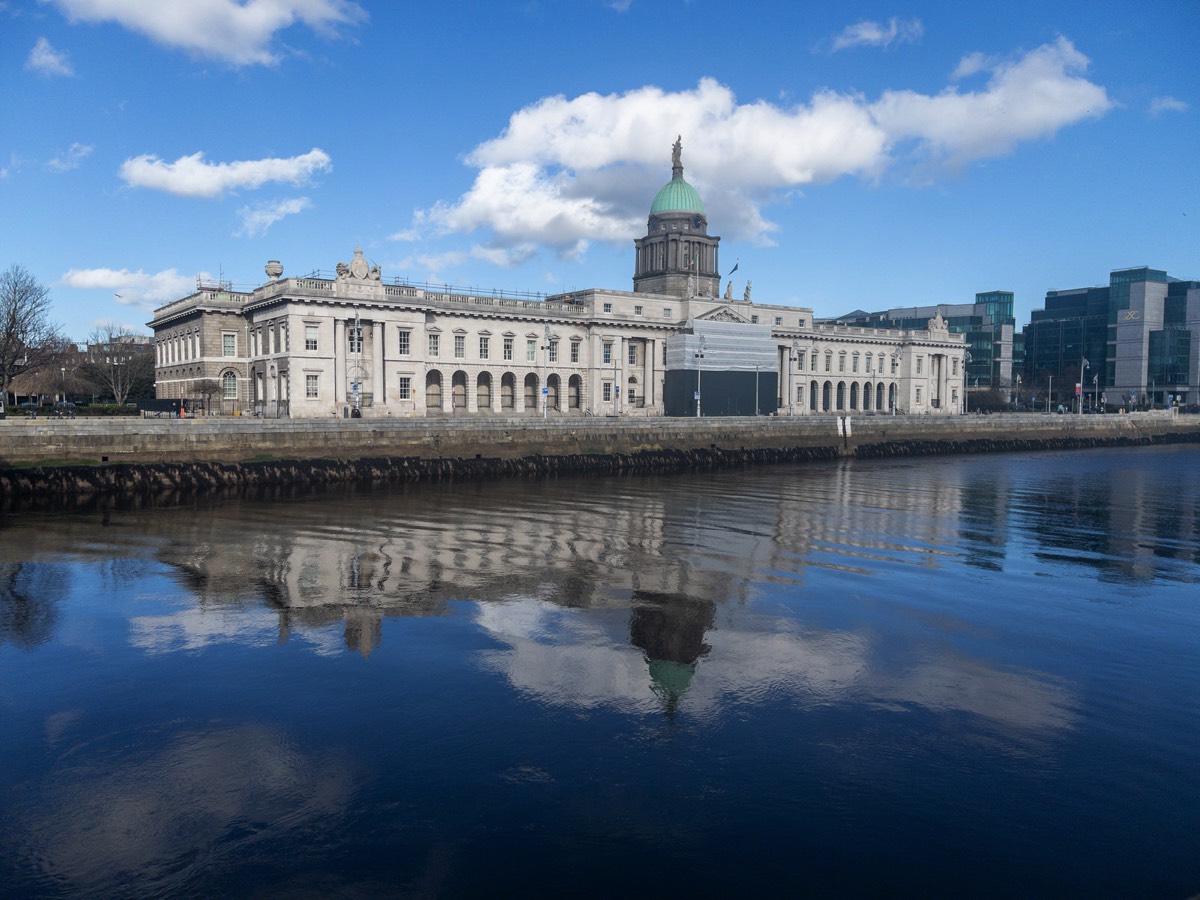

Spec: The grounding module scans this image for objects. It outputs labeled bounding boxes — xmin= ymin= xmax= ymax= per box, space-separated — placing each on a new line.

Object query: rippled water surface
xmin=2 ymin=446 xmax=1199 ymax=897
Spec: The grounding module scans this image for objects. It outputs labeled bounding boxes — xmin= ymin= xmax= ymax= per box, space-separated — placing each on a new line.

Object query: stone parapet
xmin=0 ymin=412 xmax=1196 ymax=467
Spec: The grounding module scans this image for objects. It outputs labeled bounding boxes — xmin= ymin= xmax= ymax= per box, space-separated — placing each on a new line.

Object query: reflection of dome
xmin=647 ymin=658 xmax=698 ymax=717
xmin=650 ymin=176 xmax=704 ymax=214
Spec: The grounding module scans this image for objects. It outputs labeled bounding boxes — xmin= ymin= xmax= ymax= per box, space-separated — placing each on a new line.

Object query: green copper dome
xmin=650 ymin=176 xmax=704 ymax=214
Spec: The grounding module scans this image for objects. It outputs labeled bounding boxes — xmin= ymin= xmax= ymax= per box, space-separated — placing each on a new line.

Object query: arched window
xmin=523 ymin=373 xmax=539 ymax=410
xmin=501 ymin=373 xmax=515 ymax=409
xmin=568 ymin=374 xmax=582 ymax=409
xmin=452 ymin=371 xmax=468 ymax=410
xmin=221 ymin=371 xmax=237 ymax=399
xmin=425 ymin=370 xmax=443 ymax=410
xmin=476 ymin=372 xmax=492 ymax=412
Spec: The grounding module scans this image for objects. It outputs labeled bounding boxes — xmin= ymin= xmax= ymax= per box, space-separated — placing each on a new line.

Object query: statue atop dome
xmin=671 ymin=135 xmax=683 ymax=180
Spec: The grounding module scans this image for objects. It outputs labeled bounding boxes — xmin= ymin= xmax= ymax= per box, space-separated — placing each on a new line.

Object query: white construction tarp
xmin=666 ymin=320 xmax=777 ymax=372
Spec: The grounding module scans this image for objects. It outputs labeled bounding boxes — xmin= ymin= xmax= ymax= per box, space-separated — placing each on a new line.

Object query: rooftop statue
xmin=672 ymin=135 xmax=682 ymax=170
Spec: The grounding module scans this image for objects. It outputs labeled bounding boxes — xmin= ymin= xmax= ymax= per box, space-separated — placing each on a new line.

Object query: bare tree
xmin=82 ymin=323 xmax=155 ymax=406
xmin=0 ymin=265 xmax=64 ymax=399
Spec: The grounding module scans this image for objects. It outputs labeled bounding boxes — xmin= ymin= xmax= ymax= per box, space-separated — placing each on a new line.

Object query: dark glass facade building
xmin=824 ymin=292 xmax=1017 ymax=391
xmin=1022 ymin=267 xmax=1200 ymax=409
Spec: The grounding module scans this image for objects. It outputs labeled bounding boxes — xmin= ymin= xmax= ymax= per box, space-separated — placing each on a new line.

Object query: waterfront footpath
xmin=1 ymin=411 xmax=1197 ymax=500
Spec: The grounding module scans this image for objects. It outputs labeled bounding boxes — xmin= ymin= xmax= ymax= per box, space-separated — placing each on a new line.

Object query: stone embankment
xmin=0 ymin=412 xmax=1196 ymax=502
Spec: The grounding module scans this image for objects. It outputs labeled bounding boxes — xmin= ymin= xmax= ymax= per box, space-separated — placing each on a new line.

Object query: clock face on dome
xmin=692 ymin=216 xmax=702 ymax=229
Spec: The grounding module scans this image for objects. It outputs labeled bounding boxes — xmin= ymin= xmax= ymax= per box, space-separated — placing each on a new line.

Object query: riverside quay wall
xmin=1 ymin=412 xmax=1198 ymax=499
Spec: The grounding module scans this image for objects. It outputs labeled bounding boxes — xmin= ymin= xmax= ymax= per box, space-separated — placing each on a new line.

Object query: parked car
xmin=19 ymin=401 xmax=40 ymax=418
xmin=54 ymin=401 xmax=77 ymax=418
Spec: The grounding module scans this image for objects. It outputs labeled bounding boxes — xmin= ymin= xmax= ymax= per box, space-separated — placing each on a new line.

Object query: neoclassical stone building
xmin=150 ymin=142 xmax=966 ymax=418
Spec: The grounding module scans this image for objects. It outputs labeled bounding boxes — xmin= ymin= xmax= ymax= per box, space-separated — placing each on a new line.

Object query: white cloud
xmin=26 ymin=36 xmax=74 ymax=76
xmin=47 ymin=0 xmax=366 ymax=67
xmin=831 ymin=17 xmax=923 ymax=52
xmin=236 ymin=196 xmax=312 ymax=237
xmin=870 ymin=37 xmax=1112 ymax=168
xmin=60 ymin=266 xmax=200 ymax=307
xmin=1149 ymin=96 xmax=1188 ymax=116
xmin=405 ymin=39 xmax=1110 ymax=259
xmin=951 ymin=51 xmax=996 ymax=80
xmin=46 ymin=142 xmax=93 ymax=172
xmin=119 ymin=148 xmax=331 ymax=198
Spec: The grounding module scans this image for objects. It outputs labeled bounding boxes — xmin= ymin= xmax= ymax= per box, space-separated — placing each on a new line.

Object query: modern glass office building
xmin=1023 ymin=267 xmax=1200 ymax=409
xmin=824 ymin=291 xmax=1017 ymax=391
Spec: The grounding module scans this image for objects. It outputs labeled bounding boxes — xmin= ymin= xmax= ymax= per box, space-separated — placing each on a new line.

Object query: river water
xmin=1 ymin=445 xmax=1198 ymax=898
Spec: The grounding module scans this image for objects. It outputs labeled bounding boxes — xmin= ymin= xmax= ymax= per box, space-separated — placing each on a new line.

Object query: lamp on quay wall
xmin=541 ymin=323 xmax=550 ymax=419
xmin=891 ymin=348 xmax=902 ymax=414
xmin=695 ymin=335 xmax=706 ymax=418
xmin=789 ymin=340 xmax=800 ymax=416
xmin=963 ymin=351 xmax=972 ymax=414
xmin=1048 ymin=375 xmax=1054 ymax=413
xmin=1014 ymin=373 xmax=1022 ymax=409
xmin=1078 ymin=355 xmax=1089 ymax=415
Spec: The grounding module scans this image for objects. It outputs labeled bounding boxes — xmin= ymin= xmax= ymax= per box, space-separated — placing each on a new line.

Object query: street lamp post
xmin=891 ymin=348 xmax=902 ymax=414
xmin=541 ymin=324 xmax=550 ymax=419
xmin=1093 ymin=373 xmax=1099 ymax=413
xmin=963 ymin=352 xmax=972 ymax=414
xmin=694 ymin=335 xmax=706 ymax=418
xmin=1048 ymin=375 xmax=1054 ymax=413
xmin=1014 ymin=373 xmax=1022 ymax=410
xmin=1078 ymin=354 xmax=1089 ymax=415
xmin=789 ymin=340 xmax=800 ymax=417
xmin=61 ymin=367 xmax=66 ymax=403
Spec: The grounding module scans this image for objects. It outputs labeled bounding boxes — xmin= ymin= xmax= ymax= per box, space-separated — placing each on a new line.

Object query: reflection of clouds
xmin=130 ymin=606 xmax=343 ymax=656
xmin=477 ymin=599 xmax=659 ymax=714
xmin=8 ymin=723 xmax=354 ymax=896
xmin=475 ymin=599 xmax=1076 ymax=737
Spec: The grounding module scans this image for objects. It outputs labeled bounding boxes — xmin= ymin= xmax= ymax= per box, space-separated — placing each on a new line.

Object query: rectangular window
xmin=305 ymin=325 xmax=318 ymax=351
xmin=825 ymin=354 xmax=832 ymax=372
xmin=397 ymin=330 xmax=411 ymax=355
xmin=774 ymin=316 xmax=782 ymax=326
xmin=570 ymin=341 xmax=580 ymax=364
xmin=951 ymin=358 xmax=958 ymax=376
xmin=916 ymin=387 xmax=923 ymax=404
xmin=549 ymin=341 xmax=558 ymax=363
xmin=602 ymin=342 xmax=613 ymax=365
xmin=891 ymin=356 xmax=899 ymax=374
xmin=852 ymin=355 xmax=859 ymax=373
xmin=634 ymin=305 xmax=643 ymax=316
xmin=603 ymin=382 xmax=612 ymax=401
xmin=751 ymin=315 xmax=759 ymax=324
xmin=865 ymin=356 xmax=872 ymax=372
xmin=348 ymin=325 xmax=363 ymax=354
xmin=798 ymin=351 xmax=805 ymax=370
xmin=838 ymin=355 xmax=846 ymax=373
xmin=479 ymin=336 xmax=489 ymax=359
xmin=397 ymin=376 xmax=412 ymax=400
xmin=428 ymin=333 xmax=439 ymax=357
xmin=663 ymin=307 xmax=672 ymax=318
xmin=454 ymin=335 xmax=465 ymax=358
xmin=503 ymin=337 xmax=513 ymax=360
xmin=526 ymin=339 xmax=536 ymax=362
xmin=222 ymin=333 xmax=236 ymax=357
xmin=603 ymin=302 xmax=613 ymax=313
xmin=916 ymin=356 xmax=924 ymax=375
xmin=628 ymin=344 xmax=637 ymax=365
xmin=305 ymin=374 xmax=319 ymax=399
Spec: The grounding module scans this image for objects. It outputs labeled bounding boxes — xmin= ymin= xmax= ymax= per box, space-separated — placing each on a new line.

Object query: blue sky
xmin=2 ymin=0 xmax=1197 ymax=341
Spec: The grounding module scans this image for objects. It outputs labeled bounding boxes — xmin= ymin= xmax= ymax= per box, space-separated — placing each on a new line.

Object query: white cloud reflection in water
xmin=8 ymin=724 xmax=355 ymax=896
xmin=474 ymin=597 xmax=1077 ymax=740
